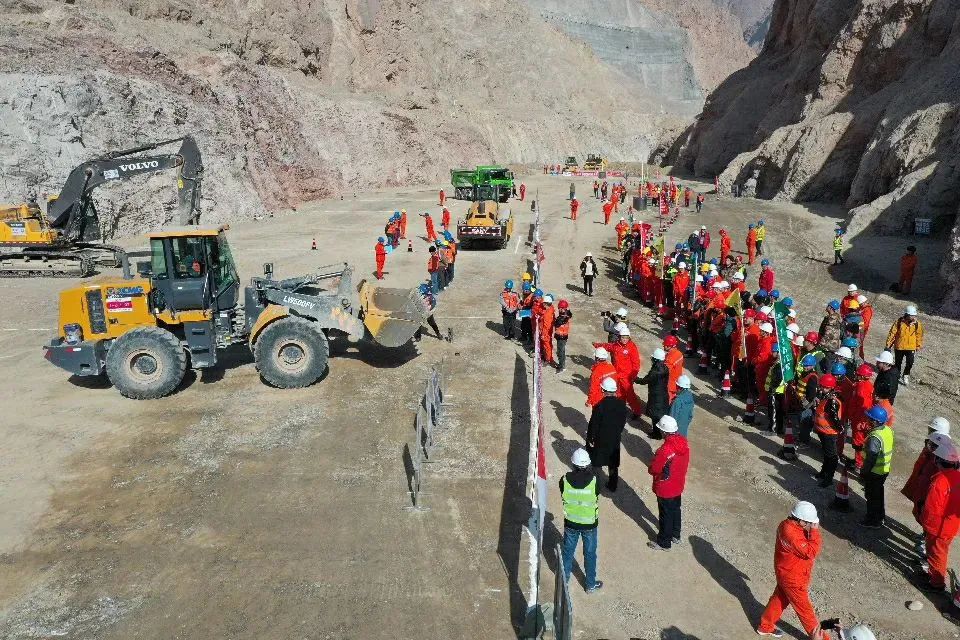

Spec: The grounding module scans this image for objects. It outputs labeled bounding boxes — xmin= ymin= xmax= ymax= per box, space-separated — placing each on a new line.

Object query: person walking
xmin=813 ymin=374 xmax=843 ymax=488
xmin=500 ymin=280 xmax=520 ymax=339
xmin=636 ymin=348 xmax=670 ymax=439
xmin=860 ymin=405 xmax=894 ymax=529
xmin=669 ymin=375 xmax=695 ymax=437
xmin=580 ymin=253 xmax=598 ymax=296
xmin=586 ymin=347 xmax=619 ymax=408
xmin=399 ymin=209 xmax=408 ymax=239
xmin=594 ymin=324 xmax=644 ymax=417
xmin=441 ymin=206 xmax=451 ymax=231
xmin=422 ymin=211 xmax=438 ymax=242
xmin=899 ymin=245 xmax=918 ymax=294
xmin=374 ymin=237 xmax=387 ymax=280
xmin=647 ymin=415 xmax=690 ymax=551
xmin=569 ymin=182 xmax=575 ymax=200
xmin=560 ymin=448 xmax=603 ymax=592
xmin=587 ymin=377 xmax=628 ymax=492
xmin=719 ymin=228 xmax=732 ymax=264
xmin=519 ymin=183 xmax=526 ymax=202
xmin=696 ymin=192 xmax=704 ymax=213
xmin=554 ymin=300 xmax=572 ymax=372
xmin=438 ymin=189 xmax=445 ymax=206
xmin=918 ymin=440 xmax=960 ymax=594
xmin=570 ymin=197 xmax=580 ymax=221
xmin=756 ymin=501 xmax=823 ymax=638
xmin=885 ymin=305 xmax=923 ymax=386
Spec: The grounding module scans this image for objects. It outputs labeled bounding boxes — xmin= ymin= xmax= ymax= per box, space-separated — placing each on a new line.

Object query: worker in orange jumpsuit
xmin=743 ymin=311 xmax=763 ymax=401
xmin=719 ymin=229 xmax=732 ymax=264
xmin=857 ymin=295 xmax=873 ymax=358
xmin=899 ymin=245 xmax=918 ymax=294
xmin=903 ymin=431 xmax=950 ymax=525
xmin=848 ymin=363 xmax=876 ymax=470
xmin=570 ymin=197 xmax=580 ymax=220
xmin=602 ymin=200 xmax=614 ymax=225
xmin=422 ymin=212 xmax=438 ymax=242
xmin=919 ymin=440 xmax=960 ymax=592
xmin=746 ymin=224 xmax=758 ymax=265
xmin=630 ymin=248 xmax=646 ymax=296
xmin=756 ymin=501 xmax=823 ymax=638
xmin=673 ymin=264 xmax=691 ymax=317
xmin=519 ymin=183 xmax=526 ymax=202
xmin=615 ymin=218 xmax=628 ymax=248
xmin=586 ymin=347 xmax=620 ymax=407
xmin=593 ymin=324 xmax=644 ymax=416
xmin=639 ymin=256 xmax=654 ymax=303
xmin=399 ymin=209 xmax=408 ymax=239
xmin=539 ymin=295 xmax=556 ymax=365
xmin=374 ymin=237 xmax=387 ymax=280
xmin=753 ymin=323 xmax=776 ymax=405
xmin=439 ymin=189 xmax=445 ymax=206
xmin=663 ymin=335 xmax=684 ymax=402
xmin=441 ymin=207 xmax=451 ymax=231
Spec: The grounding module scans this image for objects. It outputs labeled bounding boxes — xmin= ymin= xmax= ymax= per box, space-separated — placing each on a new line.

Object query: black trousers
xmin=834 ymin=249 xmax=844 ymax=264
xmin=894 ymin=349 xmax=915 ymax=376
xmin=863 ymin=471 xmax=888 ymax=525
xmin=657 ymin=495 xmax=682 ymax=548
xmin=556 ymin=338 xmax=568 ymax=370
xmin=818 ymin=432 xmax=838 ymax=481
xmin=583 ymin=276 xmax=594 ymax=296
xmin=756 ymin=240 xmax=763 ymax=256
xmin=768 ymin=392 xmax=785 ymax=434
xmin=520 ymin=316 xmax=532 ymax=342
xmin=502 ymin=310 xmax=516 ymax=338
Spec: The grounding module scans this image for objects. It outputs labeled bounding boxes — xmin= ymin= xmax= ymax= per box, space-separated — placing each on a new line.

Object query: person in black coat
xmin=586 ymin=378 xmax=628 ymax=491
xmin=636 ymin=348 xmax=670 ymax=439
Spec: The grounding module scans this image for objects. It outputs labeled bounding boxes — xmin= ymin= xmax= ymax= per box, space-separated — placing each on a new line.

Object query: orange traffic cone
xmin=697 ymin=350 xmax=709 ymax=373
xmin=657 ymin=300 xmax=665 ymax=316
xmin=407 ymin=239 xmax=413 ymax=252
xmin=311 ymin=238 xmax=317 ymax=251
xmin=720 ymin=370 xmax=732 ymax=397
xmin=778 ymin=418 xmax=798 ymax=461
xmin=671 ymin=317 xmax=681 ymax=335
xmin=743 ymin=395 xmax=756 ymax=424
xmin=831 ymin=465 xmax=851 ymax=511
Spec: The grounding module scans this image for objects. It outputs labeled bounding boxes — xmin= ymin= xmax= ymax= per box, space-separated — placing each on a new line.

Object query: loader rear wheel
xmin=106 ymin=327 xmax=186 ymax=399
xmin=254 ymin=317 xmax=329 ymax=388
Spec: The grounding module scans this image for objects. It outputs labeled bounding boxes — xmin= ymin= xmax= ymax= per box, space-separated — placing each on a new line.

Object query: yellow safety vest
xmin=562 ymin=476 xmax=598 ymax=525
xmin=868 ymin=425 xmax=894 ymax=475
xmin=833 ymin=236 xmax=843 ymax=250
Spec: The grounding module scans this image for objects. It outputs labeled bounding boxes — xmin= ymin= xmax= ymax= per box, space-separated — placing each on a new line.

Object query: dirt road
xmin=0 ymin=174 xmax=957 ymax=639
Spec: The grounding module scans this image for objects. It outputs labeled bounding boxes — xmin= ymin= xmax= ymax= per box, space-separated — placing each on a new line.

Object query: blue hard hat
xmin=682 ymin=243 xmax=689 ymax=250
xmin=758 ymin=219 xmax=765 ymax=224
xmin=831 ymin=363 xmax=847 ymax=376
xmin=675 ymin=243 xmax=683 ymax=250
xmin=771 ymin=343 xmax=780 ymax=354
xmin=504 ymin=280 xmax=514 ymax=290
xmin=770 ymin=289 xmax=780 ymax=299
xmin=828 ymin=300 xmax=841 ymax=310
xmin=748 ymin=223 xmax=755 ymax=229
xmin=443 ymin=231 xmax=454 ymax=240
xmin=835 ymin=228 xmax=843 ymax=234
xmin=757 ymin=288 xmax=768 ymax=297
xmin=394 ymin=210 xmax=400 ymax=215
xmin=435 ymin=240 xmax=443 ymax=246
xmin=522 ymin=282 xmax=532 ymax=291
xmin=865 ymin=405 xmax=889 ymax=424
xmin=847 ymin=314 xmax=862 ymax=324
xmin=801 ymin=354 xmax=818 ymax=367
xmin=761 ymin=259 xmax=770 ymax=266
xmin=842 ymin=337 xmax=858 ymax=348
xmin=783 ymin=297 xmax=794 ymax=307
xmin=534 ymin=289 xmax=543 ymax=297
xmin=710 ymin=258 xmax=719 ymax=265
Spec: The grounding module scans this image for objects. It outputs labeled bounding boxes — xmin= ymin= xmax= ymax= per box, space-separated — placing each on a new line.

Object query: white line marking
xmin=514 ymin=235 xmax=522 ymax=254
xmin=2 ymin=328 xmax=53 ymax=332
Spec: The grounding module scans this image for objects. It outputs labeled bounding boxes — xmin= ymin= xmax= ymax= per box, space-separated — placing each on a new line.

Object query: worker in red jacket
xmin=759 ymin=259 xmax=775 ymax=292
xmin=519 ymin=183 xmax=526 ymax=201
xmin=848 ymin=363 xmax=875 ymax=470
xmin=746 ymin=224 xmax=758 ymax=265
xmin=570 ymin=197 xmax=580 ymax=221
xmin=903 ymin=431 xmax=952 ymax=525
xmin=586 ymin=347 xmax=619 ymax=407
xmin=602 ymin=200 xmax=614 ymax=225
xmin=539 ymin=295 xmax=557 ymax=366
xmin=757 ymin=501 xmax=823 ymax=637
xmin=441 ymin=207 xmax=451 ymax=231
xmin=374 ymin=237 xmax=387 ymax=280
xmin=593 ymin=324 xmax=644 ymax=416
xmin=647 ymin=415 xmax=690 ymax=551
xmin=422 ymin=212 xmax=438 ymax=242
xmin=663 ymin=335 xmax=684 ymax=402
xmin=920 ymin=440 xmax=960 ymax=592
xmin=719 ymin=228 xmax=732 ymax=264
xmin=439 ymin=189 xmax=445 ymax=206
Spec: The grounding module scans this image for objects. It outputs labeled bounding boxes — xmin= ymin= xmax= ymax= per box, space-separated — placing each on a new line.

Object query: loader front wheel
xmin=254 ymin=317 xmax=329 ymax=388
xmin=106 ymin=327 xmax=186 ymax=399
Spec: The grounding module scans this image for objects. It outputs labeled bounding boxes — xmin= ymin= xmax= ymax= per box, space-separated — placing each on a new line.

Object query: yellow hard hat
xmin=401 ymin=209 xmax=406 ymax=213
xmin=848 ymin=300 xmax=860 ymax=310
xmin=441 ymin=240 xmax=450 ymax=246
xmin=522 ymin=272 xmax=532 ymax=281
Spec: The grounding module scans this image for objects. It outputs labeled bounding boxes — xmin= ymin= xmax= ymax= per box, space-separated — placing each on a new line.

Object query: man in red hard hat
xmin=554 ymin=299 xmax=573 ymax=373
xmin=813 ymin=374 xmax=844 ymax=487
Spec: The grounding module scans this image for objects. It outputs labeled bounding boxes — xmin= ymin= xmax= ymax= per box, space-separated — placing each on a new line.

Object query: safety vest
xmin=765 ymin=366 xmax=786 ymax=395
xmin=756 ymin=226 xmax=766 ymax=241
xmin=554 ymin=316 xmax=570 ymax=338
xmin=501 ymin=291 xmax=519 ymax=313
xmin=814 ymin=396 xmax=842 ymax=436
xmin=796 ymin=371 xmax=817 ymax=401
xmin=833 ymin=236 xmax=843 ymax=250
xmin=562 ymin=476 xmax=598 ymax=525
xmin=795 ymin=350 xmax=824 ymax=375
xmin=868 ymin=425 xmax=894 ymax=475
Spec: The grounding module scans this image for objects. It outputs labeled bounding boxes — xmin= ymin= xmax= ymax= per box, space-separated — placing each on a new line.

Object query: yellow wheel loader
xmin=43 ymin=226 xmax=429 ymax=399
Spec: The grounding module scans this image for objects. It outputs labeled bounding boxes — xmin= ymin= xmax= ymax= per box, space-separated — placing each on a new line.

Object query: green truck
xmin=450 ymin=166 xmax=514 ymax=202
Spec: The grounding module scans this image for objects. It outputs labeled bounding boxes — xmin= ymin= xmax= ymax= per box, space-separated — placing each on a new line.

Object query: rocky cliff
xmin=668 ymin=0 xmax=960 ymax=315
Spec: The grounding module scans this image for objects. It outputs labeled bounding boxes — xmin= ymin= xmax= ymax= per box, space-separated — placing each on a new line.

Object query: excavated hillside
xmin=667 ymin=0 xmax=960 ymax=315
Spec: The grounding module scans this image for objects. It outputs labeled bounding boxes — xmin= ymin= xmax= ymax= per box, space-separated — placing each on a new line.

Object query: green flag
xmin=773 ymin=301 xmax=795 ymax=382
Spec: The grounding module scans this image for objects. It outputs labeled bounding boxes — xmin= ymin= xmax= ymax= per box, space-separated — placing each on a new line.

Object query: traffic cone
xmin=777 ymin=419 xmax=798 ymax=461
xmin=657 ymin=300 xmax=665 ymax=316
xmin=831 ymin=465 xmax=852 ymax=511
xmin=743 ymin=396 xmax=756 ymax=424
xmin=697 ymin=350 xmax=708 ymax=373
xmin=671 ymin=316 xmax=680 ymax=335
xmin=311 ymin=238 xmax=317 ymax=251
xmin=720 ymin=370 xmax=732 ymax=397
xmin=407 ymin=239 xmax=413 ymax=252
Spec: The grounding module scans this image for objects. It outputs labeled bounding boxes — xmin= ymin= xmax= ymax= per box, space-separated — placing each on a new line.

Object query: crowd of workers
xmin=525 ymin=178 xmax=957 ymax=639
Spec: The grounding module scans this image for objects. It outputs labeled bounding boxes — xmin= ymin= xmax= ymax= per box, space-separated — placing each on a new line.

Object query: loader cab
xmin=147 ymin=226 xmax=239 ymax=313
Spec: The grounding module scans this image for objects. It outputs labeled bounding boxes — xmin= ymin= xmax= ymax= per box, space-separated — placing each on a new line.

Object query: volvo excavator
xmin=0 ymin=136 xmax=202 ymax=277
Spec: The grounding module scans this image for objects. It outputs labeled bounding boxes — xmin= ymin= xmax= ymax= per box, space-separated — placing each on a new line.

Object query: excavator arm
xmin=47 ymin=136 xmax=203 ymax=242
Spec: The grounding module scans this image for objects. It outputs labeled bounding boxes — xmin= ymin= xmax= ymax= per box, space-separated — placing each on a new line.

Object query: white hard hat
xmin=600 ymin=377 xmax=618 ymax=393
xmin=732 ymin=272 xmax=744 ymax=281
xmin=906 ymin=304 xmax=918 ymax=316
xmin=695 ymin=274 xmax=704 ymax=282
xmin=856 ymin=294 xmax=868 ymax=304
xmin=619 ymin=217 xmax=625 ymax=221
xmin=616 ymin=323 xmax=631 ymax=337
xmin=652 ymin=348 xmax=666 ymax=361
xmin=929 ymin=416 xmax=951 ymax=436
xmin=787 ymin=323 xmax=800 ymax=334
xmin=875 ymin=350 xmax=895 ymax=365
xmin=677 ymin=374 xmax=691 ymax=389
xmin=585 ymin=252 xmax=592 ymax=257
xmin=594 ymin=347 xmax=610 ymax=360
xmin=657 ymin=415 xmax=678 ymax=433
xmin=616 ymin=307 xmax=628 ymax=318
xmin=934 ymin=440 xmax=960 ymax=463
xmin=846 ymin=624 xmax=877 ymax=640
xmin=788 ymin=309 xmax=797 ymax=319
xmin=572 ymin=448 xmax=592 ymax=467
xmin=720 ymin=280 xmax=730 ymax=289
xmin=760 ymin=322 xmax=774 ymax=333
xmin=928 ymin=432 xmax=951 ymax=448
xmin=793 ymin=335 xmax=804 ymax=346
xmin=712 ymin=281 xmax=723 ymax=289
xmin=791 ymin=500 xmax=819 ymax=524
xmin=847 ymin=283 xmax=858 ymax=292
xmin=759 ymin=305 xmax=773 ymax=315
xmin=678 ymin=262 xmax=687 ymax=269
xmin=700 ymin=225 xmax=706 ymax=230
xmin=836 ymin=346 xmax=853 ymax=359
xmin=543 ymin=294 xmax=554 ymax=304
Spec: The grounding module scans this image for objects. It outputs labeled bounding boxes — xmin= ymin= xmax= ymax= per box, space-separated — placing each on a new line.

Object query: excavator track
xmin=0 ymin=250 xmax=94 ymax=278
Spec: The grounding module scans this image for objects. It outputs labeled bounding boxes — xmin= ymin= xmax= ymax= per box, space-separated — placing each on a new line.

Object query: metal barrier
xmin=405 ymin=363 xmax=447 ymax=511
xmin=553 ymin=544 xmax=574 ymax=640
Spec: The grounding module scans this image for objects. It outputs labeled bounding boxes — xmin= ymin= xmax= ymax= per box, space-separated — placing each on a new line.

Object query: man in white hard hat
xmin=560 ymin=448 xmax=603 ymax=592
xmin=594 ymin=324 xmax=644 ymax=416
xmin=902 ymin=431 xmax=952 ymax=556
xmin=636 ymin=348 xmax=670 ymax=438
xmin=602 ymin=307 xmax=629 ymax=342
xmin=647 ymin=415 xmax=690 ymax=551
xmin=873 ymin=351 xmax=899 ymax=403
xmin=587 ymin=376 xmax=628 ymax=492
xmin=918 ymin=440 xmax=960 ymax=594
xmin=757 ymin=501 xmax=823 ymax=638
xmin=885 ymin=305 xmax=923 ymax=386
xmin=841 ymin=284 xmax=859 ymax=316
xmin=586 ymin=347 xmax=617 ymax=408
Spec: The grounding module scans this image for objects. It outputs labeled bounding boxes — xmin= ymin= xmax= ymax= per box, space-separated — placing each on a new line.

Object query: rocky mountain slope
xmin=667 ymin=0 xmax=960 ymax=315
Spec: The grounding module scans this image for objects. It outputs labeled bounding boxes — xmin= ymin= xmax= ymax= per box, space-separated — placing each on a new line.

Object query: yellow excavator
xmin=43 ymin=226 xmax=429 ymax=399
xmin=1 ymin=137 xmax=202 ymax=277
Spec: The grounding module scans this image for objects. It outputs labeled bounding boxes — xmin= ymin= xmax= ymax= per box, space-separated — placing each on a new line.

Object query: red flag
xmin=715 ymin=176 xmax=720 ymax=192
xmin=535 ymin=242 xmax=545 ymax=264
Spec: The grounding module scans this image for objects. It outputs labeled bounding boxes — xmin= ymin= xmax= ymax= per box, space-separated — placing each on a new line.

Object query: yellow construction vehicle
xmin=1 ymin=137 xmax=202 ymax=277
xmin=44 ymin=226 xmax=429 ymax=399
xmin=582 ymin=154 xmax=607 ymax=172
xmin=562 ymin=156 xmax=579 ymax=173
xmin=456 ymin=185 xmax=514 ymax=249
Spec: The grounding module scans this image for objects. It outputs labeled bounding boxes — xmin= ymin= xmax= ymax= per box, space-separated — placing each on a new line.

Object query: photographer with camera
xmin=601 ymin=307 xmax=629 ymax=343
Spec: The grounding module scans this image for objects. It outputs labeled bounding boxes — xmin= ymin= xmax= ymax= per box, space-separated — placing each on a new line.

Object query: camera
xmin=819 ymin=618 xmax=840 ymax=631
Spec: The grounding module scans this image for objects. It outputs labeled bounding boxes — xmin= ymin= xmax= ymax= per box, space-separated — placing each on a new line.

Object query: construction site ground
xmin=1 ymin=173 xmax=959 ymax=640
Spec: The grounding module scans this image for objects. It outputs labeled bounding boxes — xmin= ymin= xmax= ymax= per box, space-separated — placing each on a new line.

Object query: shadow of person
xmin=550 ymin=400 xmax=587 ymax=438
xmin=688 ymin=535 xmax=804 ymax=638
xmin=608 ymin=476 xmax=658 ymax=540
xmin=660 ymin=626 xmax=703 ymax=640
xmin=560 ymin=371 xmax=591 ymax=396
xmin=550 ymin=429 xmax=582 ymax=470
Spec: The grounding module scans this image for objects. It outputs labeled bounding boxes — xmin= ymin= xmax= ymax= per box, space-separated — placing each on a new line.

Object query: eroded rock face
xmin=668 ymin=0 xmax=960 ymax=315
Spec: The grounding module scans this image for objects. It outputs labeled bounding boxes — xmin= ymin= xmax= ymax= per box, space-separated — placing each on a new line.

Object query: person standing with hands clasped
xmin=560 ymin=448 xmax=603 ymax=592
xmin=587 ymin=377 xmax=628 ymax=492
xmin=580 ymin=252 xmax=598 ymax=296
xmin=647 ymin=415 xmax=690 ymax=551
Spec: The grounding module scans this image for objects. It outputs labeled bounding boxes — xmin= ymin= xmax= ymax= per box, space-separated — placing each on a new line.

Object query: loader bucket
xmin=358 ymin=283 xmax=429 ymax=348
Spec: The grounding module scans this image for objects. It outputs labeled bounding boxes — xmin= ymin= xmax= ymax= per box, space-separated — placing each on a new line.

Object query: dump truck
xmin=562 ymin=156 xmax=579 ymax=172
xmin=456 ymin=187 xmax=514 ymax=249
xmin=43 ymin=225 xmax=429 ymax=399
xmin=582 ymin=154 xmax=608 ymax=172
xmin=449 ymin=166 xmax=514 ymax=202
xmin=0 ymin=137 xmax=202 ymax=277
